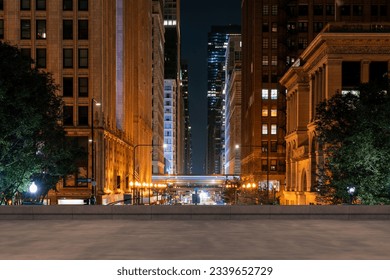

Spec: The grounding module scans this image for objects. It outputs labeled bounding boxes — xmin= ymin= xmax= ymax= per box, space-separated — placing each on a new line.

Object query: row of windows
xmin=18 ymin=19 xmax=88 ymax=40
xmin=64 ymin=48 xmax=88 ymax=68
xmin=63 ymin=77 xmax=88 ymax=97
xmin=261 ymin=159 xmax=283 ymax=172
xmin=63 ymin=105 xmax=88 ymax=126
xmin=18 ymin=48 xmax=88 ymax=69
xmin=262 ymin=38 xmax=278 ymax=49
xmin=286 ymin=4 xmax=387 ymax=17
xmin=262 ymin=56 xmax=278 ymax=66
xmin=16 ymin=0 xmax=88 ymax=11
xmin=262 ymin=106 xmax=277 ymax=117
xmin=262 ymin=124 xmax=277 ymax=135
xmin=262 ymin=89 xmax=278 ymax=100
xmin=262 ymin=5 xmax=278 ymax=16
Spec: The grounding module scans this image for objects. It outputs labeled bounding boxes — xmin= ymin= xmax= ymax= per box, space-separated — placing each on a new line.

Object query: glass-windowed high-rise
xmin=206 ymin=25 xmax=240 ymax=175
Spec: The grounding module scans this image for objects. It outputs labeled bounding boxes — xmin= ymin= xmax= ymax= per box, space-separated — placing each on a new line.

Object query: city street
xmin=0 ymin=219 xmax=389 ymax=260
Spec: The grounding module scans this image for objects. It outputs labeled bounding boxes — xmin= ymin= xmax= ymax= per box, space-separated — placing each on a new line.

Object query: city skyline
xmin=181 ymin=0 xmax=241 ymax=174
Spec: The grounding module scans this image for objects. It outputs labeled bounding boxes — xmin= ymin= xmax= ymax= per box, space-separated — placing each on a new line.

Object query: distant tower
xmin=164 ymin=0 xmax=184 ymax=174
xmin=206 ymin=25 xmax=241 ymax=175
xmin=181 ymin=61 xmax=193 ymax=174
xmin=152 ymin=0 xmax=165 ymax=175
xmin=224 ymin=35 xmax=242 ymax=175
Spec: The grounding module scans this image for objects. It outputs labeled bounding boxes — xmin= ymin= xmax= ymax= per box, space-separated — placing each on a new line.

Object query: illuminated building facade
xmin=280 ymin=22 xmax=390 ymax=205
xmin=181 ymin=61 xmax=193 ymax=175
xmin=206 ymin=25 xmax=240 ymax=175
xmin=152 ymin=0 xmax=166 ymax=175
xmin=241 ymin=0 xmax=390 ymax=202
xmin=224 ymin=35 xmax=242 ymax=175
xmin=0 ymin=0 xmax=153 ymax=204
xmin=164 ymin=0 xmax=184 ymax=174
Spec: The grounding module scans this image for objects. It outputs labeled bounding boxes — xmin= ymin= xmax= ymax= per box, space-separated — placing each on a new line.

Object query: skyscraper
xmin=224 ymin=34 xmax=242 ymax=175
xmin=241 ymin=0 xmax=390 ymax=202
xmin=206 ymin=25 xmax=240 ymax=175
xmin=0 ymin=0 xmax=153 ymax=204
xmin=164 ymin=0 xmax=184 ymax=175
xmin=181 ymin=61 xmax=193 ymax=174
xmin=152 ymin=0 xmax=166 ymax=175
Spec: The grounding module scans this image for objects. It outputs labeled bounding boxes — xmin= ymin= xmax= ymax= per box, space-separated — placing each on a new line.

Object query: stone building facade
xmin=0 ymin=0 xmax=153 ymax=204
xmin=280 ymin=22 xmax=390 ymax=205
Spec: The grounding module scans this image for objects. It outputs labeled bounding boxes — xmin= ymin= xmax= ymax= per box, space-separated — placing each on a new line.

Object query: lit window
xmin=271 ymin=89 xmax=278 ymax=99
xmin=271 ymin=38 xmax=277 ymax=49
xmin=262 ymin=38 xmax=269 ymax=49
xmin=272 ymin=22 xmax=278 ymax=32
xmin=262 ymin=56 xmax=268 ymax=66
xmin=271 ymin=124 xmax=277 ymax=135
xmin=263 ymin=5 xmax=269 ymax=15
xmin=262 ymin=107 xmax=268 ymax=117
xmin=36 ymin=20 xmax=46 ymax=39
xmin=270 ymin=160 xmax=277 ymax=171
xmin=271 ymin=107 xmax=277 ymax=117
xmin=262 ymin=124 xmax=268 ymax=135
xmin=271 ymin=56 xmax=277 ymax=66
xmin=271 ymin=5 xmax=278 ymax=16
xmin=262 ymin=89 xmax=269 ymax=99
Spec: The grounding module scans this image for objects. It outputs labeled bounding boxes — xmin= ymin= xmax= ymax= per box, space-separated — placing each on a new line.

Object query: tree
xmin=314 ymin=81 xmax=390 ymax=205
xmin=0 ymin=41 xmax=82 ymax=204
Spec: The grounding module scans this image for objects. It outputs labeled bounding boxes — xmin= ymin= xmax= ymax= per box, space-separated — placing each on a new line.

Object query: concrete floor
xmin=1 ymin=219 xmax=389 ymax=260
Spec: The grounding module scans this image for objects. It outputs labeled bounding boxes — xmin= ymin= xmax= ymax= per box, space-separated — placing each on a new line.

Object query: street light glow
xmin=29 ymin=182 xmax=38 ymax=194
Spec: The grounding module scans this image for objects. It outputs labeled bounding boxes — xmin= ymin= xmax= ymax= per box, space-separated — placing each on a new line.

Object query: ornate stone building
xmin=280 ymin=22 xmax=390 ymax=205
xmin=0 ymin=0 xmax=153 ymax=204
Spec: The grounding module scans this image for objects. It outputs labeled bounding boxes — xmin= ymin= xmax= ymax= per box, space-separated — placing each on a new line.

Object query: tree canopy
xmin=314 ymin=81 xmax=390 ymax=205
xmin=0 ymin=41 xmax=81 ymax=204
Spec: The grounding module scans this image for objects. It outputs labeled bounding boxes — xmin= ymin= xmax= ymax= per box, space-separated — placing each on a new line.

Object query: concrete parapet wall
xmin=0 ymin=205 xmax=389 ymax=220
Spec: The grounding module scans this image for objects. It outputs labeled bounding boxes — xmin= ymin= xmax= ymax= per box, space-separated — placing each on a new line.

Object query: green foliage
xmin=0 ymin=42 xmax=81 ymax=204
xmin=315 ymin=81 xmax=390 ymax=205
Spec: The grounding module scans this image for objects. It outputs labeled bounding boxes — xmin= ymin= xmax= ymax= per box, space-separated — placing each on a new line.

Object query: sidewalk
xmin=0 ymin=219 xmax=389 ymax=259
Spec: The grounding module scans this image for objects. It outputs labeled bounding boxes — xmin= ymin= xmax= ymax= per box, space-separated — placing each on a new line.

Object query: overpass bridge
xmin=152 ymin=174 xmax=240 ymax=187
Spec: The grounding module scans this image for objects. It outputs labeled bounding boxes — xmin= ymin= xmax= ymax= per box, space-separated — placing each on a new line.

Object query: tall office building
xmin=152 ymin=0 xmax=165 ymax=175
xmin=224 ymin=34 xmax=242 ymax=175
xmin=164 ymin=0 xmax=184 ymax=174
xmin=241 ymin=0 xmax=390 ymax=200
xmin=163 ymin=79 xmax=177 ymax=174
xmin=0 ymin=0 xmax=153 ymax=204
xmin=206 ymin=25 xmax=240 ymax=175
xmin=181 ymin=61 xmax=193 ymax=174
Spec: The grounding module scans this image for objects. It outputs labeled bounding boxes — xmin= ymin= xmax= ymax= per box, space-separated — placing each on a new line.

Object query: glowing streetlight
xmin=29 ymin=182 xmax=38 ymax=194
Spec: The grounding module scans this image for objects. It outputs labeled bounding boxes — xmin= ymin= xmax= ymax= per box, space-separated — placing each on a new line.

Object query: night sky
xmin=181 ymin=0 xmax=241 ymax=174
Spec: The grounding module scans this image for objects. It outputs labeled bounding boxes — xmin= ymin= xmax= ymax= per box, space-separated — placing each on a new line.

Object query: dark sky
xmin=181 ymin=0 xmax=241 ymax=174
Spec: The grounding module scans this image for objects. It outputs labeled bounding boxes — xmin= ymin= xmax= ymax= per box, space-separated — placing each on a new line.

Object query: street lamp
xmin=348 ymin=186 xmax=356 ymax=204
xmin=90 ymin=98 xmax=101 ymax=205
xmin=132 ymin=143 xmax=166 ymax=205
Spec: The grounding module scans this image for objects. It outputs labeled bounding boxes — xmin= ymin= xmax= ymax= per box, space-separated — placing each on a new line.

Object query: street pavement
xmin=0 ymin=219 xmax=389 ymax=260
